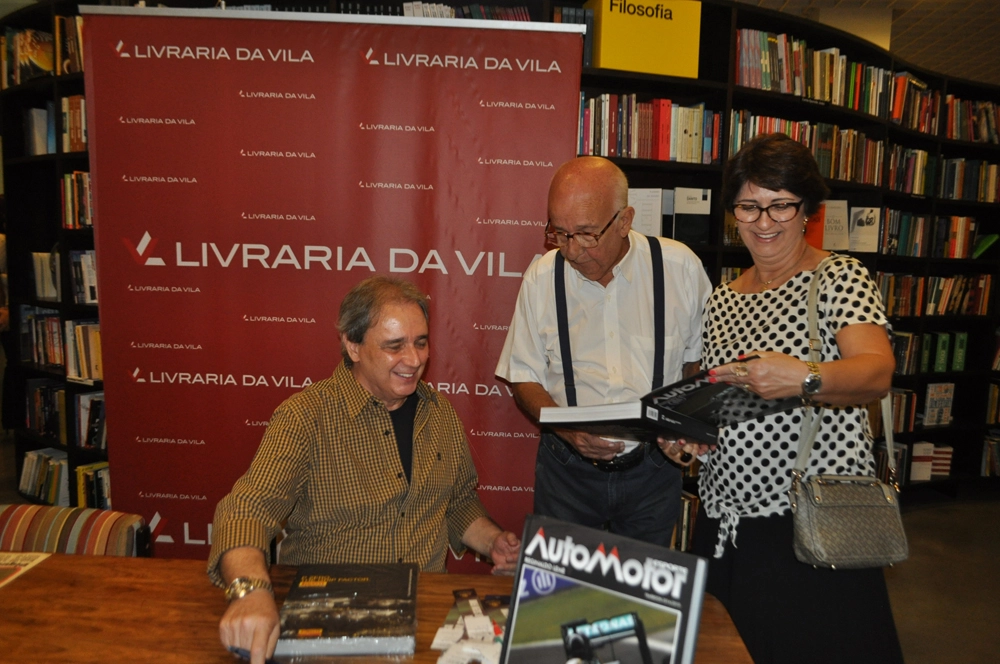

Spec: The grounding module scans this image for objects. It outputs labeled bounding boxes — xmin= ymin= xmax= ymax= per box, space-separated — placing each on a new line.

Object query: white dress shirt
xmin=495 ymin=230 xmax=712 ymax=410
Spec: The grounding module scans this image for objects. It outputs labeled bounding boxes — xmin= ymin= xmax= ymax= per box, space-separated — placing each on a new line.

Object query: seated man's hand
xmin=219 ymin=590 xmax=280 ymax=664
xmin=489 ymin=530 xmax=522 ymax=575
xmin=556 ymin=428 xmax=624 ymax=461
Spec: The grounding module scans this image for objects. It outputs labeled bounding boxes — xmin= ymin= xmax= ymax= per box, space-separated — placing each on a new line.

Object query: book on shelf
xmin=672 ymin=187 xmax=711 ymax=245
xmin=19 ymin=305 xmax=63 ymax=368
xmin=873 ymin=439 xmax=909 ymax=487
xmin=2 ymin=28 xmax=54 ymax=89
xmin=673 ymin=490 xmax=700 ymax=552
xmin=923 ymin=382 xmax=955 ymax=427
xmin=274 ymin=563 xmax=418 ymax=657
xmin=627 ymin=188 xmax=664 ymax=237
xmin=931 ymin=445 xmax=953 ymax=478
xmin=0 ymin=552 xmax=51 ymax=590
xmin=75 ymin=460 xmax=111 ymax=509
xmin=848 ymin=207 xmax=880 ymax=253
xmin=931 ymin=332 xmax=951 ymax=373
xmin=64 ymin=320 xmax=102 ymax=381
xmin=500 ymin=514 xmax=707 ymax=664
xmin=804 ymin=200 xmax=849 ymax=251
xmin=26 ymin=378 xmax=65 ymax=442
xmin=31 ymin=250 xmax=61 ymax=302
xmin=62 ymin=171 xmax=94 ymax=228
xmin=973 ymin=233 xmax=999 ymax=259
xmin=539 ymin=365 xmax=801 ymax=445
xmin=69 ymin=250 xmax=98 ymax=305
xmin=949 ymin=331 xmax=967 ymax=372
xmin=76 ymin=391 xmax=106 ymax=450
xmin=19 ymin=447 xmax=69 ymax=506
xmin=909 ymin=441 xmax=935 ymax=482
xmin=54 ymin=15 xmax=85 ymax=75
xmin=983 ymin=432 xmax=1000 ymax=477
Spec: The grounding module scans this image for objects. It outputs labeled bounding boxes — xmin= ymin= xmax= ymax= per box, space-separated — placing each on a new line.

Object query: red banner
xmin=83 ymin=8 xmax=582 ymax=567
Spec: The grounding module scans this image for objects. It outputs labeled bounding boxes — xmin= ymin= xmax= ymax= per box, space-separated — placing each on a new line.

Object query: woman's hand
xmin=657 ymin=436 xmax=711 ymax=466
xmin=708 ymin=351 xmax=809 ymax=400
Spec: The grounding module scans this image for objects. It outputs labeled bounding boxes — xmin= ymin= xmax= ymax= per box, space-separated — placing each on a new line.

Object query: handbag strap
xmin=793 ymin=255 xmax=898 ymax=487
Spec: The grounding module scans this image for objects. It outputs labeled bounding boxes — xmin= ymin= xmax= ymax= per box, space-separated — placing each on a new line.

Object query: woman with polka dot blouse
xmin=689 ymin=133 xmax=903 ymax=663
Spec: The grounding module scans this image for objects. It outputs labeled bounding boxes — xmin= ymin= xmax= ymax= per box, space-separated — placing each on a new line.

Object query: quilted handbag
xmin=788 ymin=256 xmax=909 ymax=569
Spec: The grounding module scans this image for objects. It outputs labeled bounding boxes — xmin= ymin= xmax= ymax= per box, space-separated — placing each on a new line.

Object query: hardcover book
xmin=274 ymin=563 xmax=418 ymax=657
xmin=500 ymin=515 xmax=708 ymax=664
xmin=539 ymin=365 xmax=802 ymax=445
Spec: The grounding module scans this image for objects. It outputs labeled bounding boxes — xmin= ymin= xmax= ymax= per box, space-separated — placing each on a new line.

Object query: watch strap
xmin=225 ymin=577 xmax=273 ymax=603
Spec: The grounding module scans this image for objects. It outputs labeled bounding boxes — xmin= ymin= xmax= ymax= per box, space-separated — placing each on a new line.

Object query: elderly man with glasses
xmin=495 ymin=156 xmax=712 ymax=546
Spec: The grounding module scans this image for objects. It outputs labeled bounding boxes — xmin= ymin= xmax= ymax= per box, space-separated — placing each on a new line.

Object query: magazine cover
xmin=500 ymin=516 xmax=708 ymax=664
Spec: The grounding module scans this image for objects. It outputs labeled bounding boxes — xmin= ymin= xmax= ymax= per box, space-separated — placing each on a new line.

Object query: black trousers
xmin=692 ymin=507 xmax=904 ymax=664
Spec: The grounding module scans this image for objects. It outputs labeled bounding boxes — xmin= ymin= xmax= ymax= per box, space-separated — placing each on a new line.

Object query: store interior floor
xmin=1 ymin=433 xmax=997 ymax=662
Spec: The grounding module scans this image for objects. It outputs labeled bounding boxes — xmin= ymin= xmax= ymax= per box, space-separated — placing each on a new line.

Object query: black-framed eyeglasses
xmin=545 ymin=208 xmax=624 ymax=248
xmin=732 ymin=201 xmax=804 ymax=223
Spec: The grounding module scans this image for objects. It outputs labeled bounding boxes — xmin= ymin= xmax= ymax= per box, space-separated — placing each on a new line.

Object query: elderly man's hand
xmin=555 ymin=428 xmax=625 ymax=461
xmin=219 ymin=590 xmax=280 ymax=664
xmin=489 ymin=530 xmax=522 ymax=575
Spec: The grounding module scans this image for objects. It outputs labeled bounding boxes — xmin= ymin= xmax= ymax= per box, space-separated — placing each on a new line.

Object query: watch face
xmin=803 ymin=373 xmax=822 ymax=395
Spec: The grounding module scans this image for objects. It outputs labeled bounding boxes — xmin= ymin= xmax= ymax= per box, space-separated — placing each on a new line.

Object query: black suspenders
xmin=554 ymin=235 xmax=666 ymax=407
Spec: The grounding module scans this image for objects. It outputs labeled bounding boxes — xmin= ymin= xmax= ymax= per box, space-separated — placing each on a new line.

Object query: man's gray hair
xmin=338 ymin=276 xmax=430 ymax=368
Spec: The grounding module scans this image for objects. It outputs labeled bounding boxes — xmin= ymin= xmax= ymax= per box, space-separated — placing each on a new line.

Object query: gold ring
xmin=733 ymin=363 xmax=749 ymax=377
xmin=741 ymin=383 xmax=752 ymax=392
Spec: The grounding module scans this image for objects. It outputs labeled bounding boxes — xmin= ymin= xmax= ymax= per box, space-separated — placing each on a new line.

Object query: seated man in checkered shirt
xmin=207 ymin=276 xmax=520 ymax=664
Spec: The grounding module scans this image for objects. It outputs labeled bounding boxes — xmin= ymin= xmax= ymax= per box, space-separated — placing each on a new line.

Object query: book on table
xmin=539 ymin=367 xmax=802 ymax=445
xmin=274 ymin=563 xmax=418 ymax=657
xmin=500 ymin=514 xmax=708 ymax=664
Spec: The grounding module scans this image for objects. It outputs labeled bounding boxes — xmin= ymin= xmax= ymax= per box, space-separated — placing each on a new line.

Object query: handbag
xmin=788 ymin=256 xmax=909 ymax=569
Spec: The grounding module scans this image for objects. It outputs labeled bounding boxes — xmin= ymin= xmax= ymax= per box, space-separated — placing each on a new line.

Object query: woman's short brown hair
xmin=722 ymin=133 xmax=830 ymax=217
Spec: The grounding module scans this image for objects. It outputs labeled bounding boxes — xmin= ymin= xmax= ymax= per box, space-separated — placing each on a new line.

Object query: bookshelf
xmin=572 ymin=0 xmax=1000 ymax=493
xmin=1 ymin=0 xmax=104 ymax=507
xmin=1 ymin=0 xmax=997 ymax=504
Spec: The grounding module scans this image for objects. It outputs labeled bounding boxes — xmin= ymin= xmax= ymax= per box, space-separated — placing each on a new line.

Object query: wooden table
xmin=0 ymin=554 xmax=751 ymax=663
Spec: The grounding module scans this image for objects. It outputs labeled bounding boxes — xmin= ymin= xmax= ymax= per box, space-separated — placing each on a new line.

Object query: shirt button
xmin=398 ymin=558 xmax=403 ymax=563
xmin=397 ymin=472 xmax=403 ymax=479
xmin=384 ymin=430 xmax=390 ymax=436
xmin=609 ymin=331 xmax=614 ymax=338
xmin=400 ymin=512 xmax=405 ymax=517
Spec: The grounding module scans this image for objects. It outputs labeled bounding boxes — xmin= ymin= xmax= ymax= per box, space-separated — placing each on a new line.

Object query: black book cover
xmin=500 ymin=515 xmax=708 ymax=664
xmin=539 ymin=367 xmax=802 ymax=445
xmin=274 ymin=563 xmax=418 ymax=657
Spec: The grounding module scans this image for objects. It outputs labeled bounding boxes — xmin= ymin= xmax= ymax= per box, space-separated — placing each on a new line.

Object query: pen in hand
xmin=228 ymin=645 xmax=280 ymax=664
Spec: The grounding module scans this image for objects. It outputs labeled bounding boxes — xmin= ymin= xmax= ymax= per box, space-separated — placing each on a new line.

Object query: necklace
xmin=755 ymin=246 xmax=809 ymax=291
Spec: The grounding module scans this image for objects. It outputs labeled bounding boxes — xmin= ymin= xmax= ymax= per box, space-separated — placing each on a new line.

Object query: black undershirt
xmin=388 ymin=392 xmax=419 ymax=483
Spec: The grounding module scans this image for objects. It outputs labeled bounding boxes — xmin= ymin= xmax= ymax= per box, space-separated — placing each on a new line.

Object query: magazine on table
xmin=500 ymin=515 xmax=709 ymax=664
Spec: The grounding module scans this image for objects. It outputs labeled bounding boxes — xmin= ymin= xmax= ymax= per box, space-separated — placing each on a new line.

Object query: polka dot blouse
xmin=699 ymin=254 xmax=891 ymax=557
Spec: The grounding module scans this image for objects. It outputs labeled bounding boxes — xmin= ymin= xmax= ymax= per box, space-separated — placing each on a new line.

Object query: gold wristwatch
xmin=802 ymin=361 xmax=822 ymax=397
xmin=225 ymin=577 xmax=273 ymax=603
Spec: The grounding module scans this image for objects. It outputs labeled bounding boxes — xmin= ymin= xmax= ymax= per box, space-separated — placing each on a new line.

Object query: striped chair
xmin=0 ymin=504 xmax=150 ymax=557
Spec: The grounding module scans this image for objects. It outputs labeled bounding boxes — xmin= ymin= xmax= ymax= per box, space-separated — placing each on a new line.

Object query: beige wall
xmin=818 ymin=7 xmax=893 ymax=51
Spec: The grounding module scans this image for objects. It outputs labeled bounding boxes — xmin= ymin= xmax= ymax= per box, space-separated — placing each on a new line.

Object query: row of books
xmin=24 ymin=380 xmax=106 ymax=449
xmin=22 ymin=96 xmax=88 ymax=157
xmin=943 ymin=96 xmax=1000 ymax=144
xmin=61 ymin=94 xmax=88 ymax=153
xmin=62 ymin=171 xmax=95 ymax=229
xmin=18 ymin=306 xmax=103 ymax=380
xmin=720 ymin=266 xmax=744 ymax=284
xmin=880 ymin=212 xmax=983 ymax=259
xmin=886 ymin=145 xmax=935 ymax=196
xmin=553 ymin=6 xmax=593 ymax=67
xmin=892 ymin=331 xmax=967 ymax=376
xmin=627 ymin=187 xmax=711 ymax=246
xmin=938 ymin=157 xmax=1000 ymax=203
xmin=76 ymin=461 xmax=111 ymax=509
xmin=873 ymin=441 xmax=908 ymax=486
xmin=890 ymin=72 xmax=941 ymax=135
xmin=2 ymin=27 xmax=53 ymax=89
xmin=910 ymin=442 xmax=953 ymax=481
xmin=734 ymin=28 xmax=893 ymax=117
xmin=983 ymin=432 xmax=1000 ymax=477
xmin=874 ymin=272 xmax=992 ymax=317
xmin=20 ymin=306 xmax=64 ymax=368
xmin=18 ymin=448 xmax=69 ymax=506
xmin=69 ymin=250 xmax=99 ymax=305
xmin=671 ymin=490 xmax=700 ymax=553
xmin=32 ymin=251 xmax=60 ymax=302
xmin=986 ymin=384 xmax=1000 ymax=426
xmin=53 ymin=15 xmax=84 ymax=75
xmin=728 ymin=110 xmax=884 ymax=186
xmin=578 ymin=94 xmax=720 ymax=164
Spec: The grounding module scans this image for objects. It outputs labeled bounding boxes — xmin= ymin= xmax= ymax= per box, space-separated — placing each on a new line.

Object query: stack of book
xmin=909 ymin=441 xmax=935 ymax=482
xmin=54 ymin=15 xmax=85 ymax=75
xmin=931 ymin=445 xmax=954 ymax=478
xmin=982 ymin=432 xmax=1000 ymax=477
xmin=62 ymin=171 xmax=94 ymax=228
xmin=889 ymin=71 xmax=941 ymax=135
xmin=579 ymin=94 xmax=720 ymax=165
xmin=61 ymin=95 xmax=87 ymax=153
xmin=886 ymin=144 xmax=937 ymax=196
xmin=19 ymin=448 xmax=69 ymax=506
xmin=1 ymin=27 xmax=55 ymax=89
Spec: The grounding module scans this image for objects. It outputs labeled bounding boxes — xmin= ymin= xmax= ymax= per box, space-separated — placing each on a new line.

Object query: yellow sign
xmin=584 ymin=0 xmax=702 ymax=78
